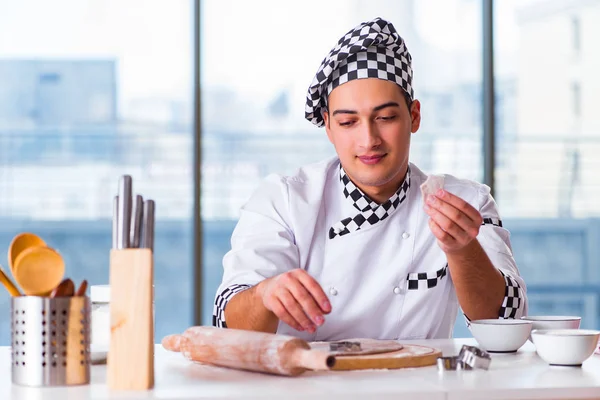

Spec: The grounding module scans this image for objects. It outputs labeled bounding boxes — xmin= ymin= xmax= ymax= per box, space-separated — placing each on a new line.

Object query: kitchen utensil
xmin=112 ymin=195 xmax=119 ymax=249
xmin=108 ymin=247 xmax=154 ymax=390
xmin=162 ymin=326 xmax=335 ymax=376
xmin=0 ymin=264 xmax=21 ymax=296
xmin=11 ymin=295 xmax=90 ymax=386
xmin=457 ymin=345 xmax=491 ymax=370
xmin=130 ymin=195 xmax=143 ymax=248
xmin=8 ymin=233 xmax=46 ymax=275
xmin=311 ymin=339 xmax=403 ymax=356
xmin=76 ymin=280 xmax=88 ymax=296
xmin=13 ymin=246 xmax=65 ymax=296
xmin=116 ymin=175 xmax=132 ymax=249
xmin=141 ymin=199 xmax=155 ymax=251
xmin=50 ymin=278 xmax=75 ymax=297
xmin=437 ymin=356 xmax=470 ymax=371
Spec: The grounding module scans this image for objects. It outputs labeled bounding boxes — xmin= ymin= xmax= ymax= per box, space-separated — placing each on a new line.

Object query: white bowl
xmin=522 ymin=315 xmax=581 ymax=330
xmin=531 ymin=329 xmax=600 ymax=366
xmin=469 ymin=319 xmax=532 ymax=353
xmin=521 ymin=316 xmax=581 ymax=341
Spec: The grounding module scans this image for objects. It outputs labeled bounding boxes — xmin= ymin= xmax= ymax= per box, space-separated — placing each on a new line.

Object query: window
xmin=0 ymin=1 xmax=194 ymax=344
xmin=496 ymin=0 xmax=600 ymax=329
xmin=572 ymin=16 xmax=581 ymax=55
xmin=572 ymin=81 xmax=581 ymax=118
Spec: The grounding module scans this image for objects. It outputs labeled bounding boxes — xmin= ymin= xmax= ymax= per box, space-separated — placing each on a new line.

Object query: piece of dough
xmin=420 ymin=174 xmax=445 ymax=203
xmin=310 ymin=339 xmax=403 ymax=357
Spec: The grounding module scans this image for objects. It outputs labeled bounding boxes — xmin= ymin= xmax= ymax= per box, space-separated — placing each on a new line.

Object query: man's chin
xmin=351 ymin=173 xmax=396 ymax=189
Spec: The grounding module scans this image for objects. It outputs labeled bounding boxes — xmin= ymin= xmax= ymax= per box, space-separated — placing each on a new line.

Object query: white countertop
xmin=5 ymin=338 xmax=600 ymax=400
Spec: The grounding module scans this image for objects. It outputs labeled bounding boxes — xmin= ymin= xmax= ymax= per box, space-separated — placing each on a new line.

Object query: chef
xmin=212 ymin=17 xmax=528 ymax=341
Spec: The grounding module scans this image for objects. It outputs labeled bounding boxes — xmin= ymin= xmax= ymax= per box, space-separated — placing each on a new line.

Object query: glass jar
xmin=90 ymin=284 xmax=155 ymax=349
xmin=91 ymin=285 xmax=111 ymax=348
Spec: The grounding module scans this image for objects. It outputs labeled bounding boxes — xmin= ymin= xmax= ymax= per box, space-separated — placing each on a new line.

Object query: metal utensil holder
xmin=11 ymin=295 xmax=91 ymax=387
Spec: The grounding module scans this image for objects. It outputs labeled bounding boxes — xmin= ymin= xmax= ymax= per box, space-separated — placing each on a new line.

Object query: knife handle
xmin=117 ymin=175 xmax=133 ymax=249
xmin=130 ymin=195 xmax=144 ymax=248
xmin=141 ymin=200 xmax=155 ymax=252
xmin=112 ymin=195 xmax=119 ymax=249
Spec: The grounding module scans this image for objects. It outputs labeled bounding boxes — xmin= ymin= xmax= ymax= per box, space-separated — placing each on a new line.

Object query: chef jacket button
xmin=402 ymin=232 xmax=410 ymax=239
xmin=329 ymin=287 xmax=338 ymax=296
xmin=393 ymin=287 xmax=401 ymax=295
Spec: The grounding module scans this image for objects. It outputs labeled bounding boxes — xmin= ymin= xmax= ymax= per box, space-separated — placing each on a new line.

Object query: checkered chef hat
xmin=305 ymin=17 xmax=414 ymax=127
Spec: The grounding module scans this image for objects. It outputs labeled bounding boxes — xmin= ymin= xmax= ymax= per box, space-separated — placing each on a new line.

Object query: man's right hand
xmin=256 ymin=269 xmax=331 ymax=333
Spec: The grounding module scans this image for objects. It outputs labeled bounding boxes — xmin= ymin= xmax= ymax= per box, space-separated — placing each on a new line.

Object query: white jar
xmin=90 ymin=284 xmax=155 ymax=349
xmin=91 ymin=285 xmax=111 ymax=348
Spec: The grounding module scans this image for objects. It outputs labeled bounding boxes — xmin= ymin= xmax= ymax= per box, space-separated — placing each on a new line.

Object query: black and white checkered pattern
xmin=482 ymin=217 xmax=502 ymax=227
xmin=329 ymin=165 xmax=410 ymax=239
xmin=499 ymin=270 xmax=521 ymax=319
xmin=212 ymin=284 xmax=252 ymax=328
xmin=407 ymin=264 xmax=448 ymax=290
xmin=305 ymin=17 xmax=413 ymax=127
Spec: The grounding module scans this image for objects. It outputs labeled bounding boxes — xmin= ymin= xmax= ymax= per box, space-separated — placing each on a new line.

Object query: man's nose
xmin=358 ymin=122 xmax=382 ymax=149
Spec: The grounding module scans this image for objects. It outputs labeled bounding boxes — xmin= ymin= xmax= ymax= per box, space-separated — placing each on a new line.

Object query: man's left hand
xmin=424 ymin=189 xmax=483 ymax=254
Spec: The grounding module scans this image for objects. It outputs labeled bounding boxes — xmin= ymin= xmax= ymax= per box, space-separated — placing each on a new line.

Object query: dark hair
xmin=400 ymin=87 xmax=413 ymax=110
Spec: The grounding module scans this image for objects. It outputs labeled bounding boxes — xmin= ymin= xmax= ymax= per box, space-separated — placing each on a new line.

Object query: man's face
xmin=323 ymin=78 xmax=421 ymax=199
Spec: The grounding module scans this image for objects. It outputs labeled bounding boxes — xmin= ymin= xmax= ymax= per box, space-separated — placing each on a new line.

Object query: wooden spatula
xmin=50 ymin=278 xmax=75 ymax=297
xmin=0 ymin=265 xmax=21 ymax=296
xmin=13 ymin=246 xmax=65 ymax=296
xmin=75 ymin=280 xmax=88 ymax=296
xmin=8 ymin=233 xmax=46 ymax=276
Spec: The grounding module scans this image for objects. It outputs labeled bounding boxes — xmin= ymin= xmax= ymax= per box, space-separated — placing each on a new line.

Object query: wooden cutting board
xmin=312 ymin=343 xmax=442 ymax=371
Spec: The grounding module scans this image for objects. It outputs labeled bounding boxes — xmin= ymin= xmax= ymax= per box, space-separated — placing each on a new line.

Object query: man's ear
xmin=410 ymin=99 xmax=421 ymax=133
xmin=323 ymin=110 xmax=334 ymax=144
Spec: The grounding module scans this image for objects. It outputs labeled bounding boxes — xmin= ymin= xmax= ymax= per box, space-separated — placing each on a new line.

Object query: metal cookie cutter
xmin=436 ymin=356 xmax=471 ymax=371
xmin=458 ymin=345 xmax=492 ymax=370
xmin=329 ymin=341 xmax=362 ymax=352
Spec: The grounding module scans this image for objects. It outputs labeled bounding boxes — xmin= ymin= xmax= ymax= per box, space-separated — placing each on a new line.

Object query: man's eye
xmin=378 ymin=115 xmax=397 ymax=121
xmin=338 ymin=120 xmax=355 ymax=127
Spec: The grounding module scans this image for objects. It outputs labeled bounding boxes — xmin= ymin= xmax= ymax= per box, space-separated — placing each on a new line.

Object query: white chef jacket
xmin=213 ymin=156 xmax=528 ymax=341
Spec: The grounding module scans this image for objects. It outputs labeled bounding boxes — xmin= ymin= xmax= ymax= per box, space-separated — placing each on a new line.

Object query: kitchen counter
xmin=5 ymin=338 xmax=600 ymax=399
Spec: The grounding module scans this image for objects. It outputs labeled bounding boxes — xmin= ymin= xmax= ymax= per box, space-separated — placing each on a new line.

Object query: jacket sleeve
xmin=212 ymin=174 xmax=300 ymax=328
xmin=475 ymin=184 xmax=528 ymax=320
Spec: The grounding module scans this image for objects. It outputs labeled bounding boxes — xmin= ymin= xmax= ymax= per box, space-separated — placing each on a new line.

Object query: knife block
xmin=107 ymin=248 xmax=154 ymax=390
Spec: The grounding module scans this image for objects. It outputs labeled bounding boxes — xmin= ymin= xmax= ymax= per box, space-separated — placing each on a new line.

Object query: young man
xmin=212 ymin=17 xmax=527 ymax=341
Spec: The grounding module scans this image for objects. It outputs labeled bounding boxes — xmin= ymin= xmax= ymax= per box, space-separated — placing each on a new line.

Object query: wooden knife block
xmin=107 ymin=248 xmax=154 ymax=390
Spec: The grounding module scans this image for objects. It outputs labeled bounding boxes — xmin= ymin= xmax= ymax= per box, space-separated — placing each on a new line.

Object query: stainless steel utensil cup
xmin=11 ymin=296 xmax=91 ymax=386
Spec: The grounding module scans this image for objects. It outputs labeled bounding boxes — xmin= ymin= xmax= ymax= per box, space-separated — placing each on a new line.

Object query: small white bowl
xmin=469 ymin=319 xmax=532 ymax=353
xmin=531 ymin=329 xmax=600 ymax=366
xmin=522 ymin=315 xmax=581 ymax=331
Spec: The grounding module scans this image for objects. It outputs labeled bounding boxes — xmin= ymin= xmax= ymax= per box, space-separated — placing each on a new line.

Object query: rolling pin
xmin=162 ymin=326 xmax=335 ymax=376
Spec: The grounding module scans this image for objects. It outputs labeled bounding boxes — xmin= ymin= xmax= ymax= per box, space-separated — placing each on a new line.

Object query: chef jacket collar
xmin=329 ymin=163 xmax=410 ymax=239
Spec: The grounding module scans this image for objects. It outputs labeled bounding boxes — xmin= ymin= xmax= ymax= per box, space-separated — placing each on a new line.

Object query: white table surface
xmin=5 ymin=338 xmax=600 ymax=400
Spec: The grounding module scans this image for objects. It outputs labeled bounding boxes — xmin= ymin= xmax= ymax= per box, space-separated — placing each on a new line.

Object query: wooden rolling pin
xmin=162 ymin=326 xmax=335 ymax=376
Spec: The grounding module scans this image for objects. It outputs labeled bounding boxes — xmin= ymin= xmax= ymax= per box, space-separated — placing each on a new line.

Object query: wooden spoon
xmin=75 ymin=280 xmax=88 ymax=296
xmin=8 ymin=233 xmax=46 ymax=276
xmin=0 ymin=265 xmax=21 ymax=296
xmin=13 ymin=246 xmax=65 ymax=296
xmin=50 ymin=278 xmax=75 ymax=297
